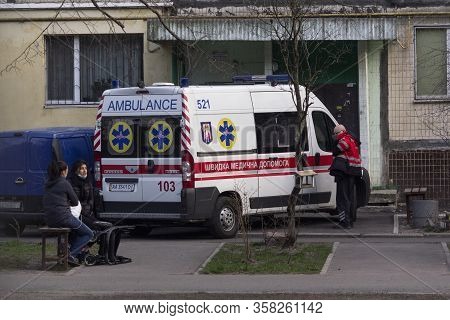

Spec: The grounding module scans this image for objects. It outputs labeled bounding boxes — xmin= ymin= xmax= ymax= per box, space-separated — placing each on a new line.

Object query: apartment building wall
xmin=387 ymin=16 xmax=450 ymax=207
xmin=0 ymin=6 xmax=172 ymax=131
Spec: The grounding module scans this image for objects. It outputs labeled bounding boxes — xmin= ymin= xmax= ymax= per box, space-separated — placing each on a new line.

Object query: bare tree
xmin=249 ymin=0 xmax=350 ymax=247
xmin=421 ymin=105 xmax=450 ymax=146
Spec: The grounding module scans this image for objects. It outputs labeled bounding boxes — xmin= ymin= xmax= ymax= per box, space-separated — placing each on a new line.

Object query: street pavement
xmin=1 ymin=206 xmax=449 ymax=299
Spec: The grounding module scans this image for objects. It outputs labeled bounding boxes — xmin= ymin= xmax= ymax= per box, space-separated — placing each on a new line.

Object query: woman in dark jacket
xmin=69 ymin=160 xmax=124 ymax=261
xmin=43 ymin=160 xmax=93 ymax=265
xmin=68 ymin=160 xmax=98 ymax=229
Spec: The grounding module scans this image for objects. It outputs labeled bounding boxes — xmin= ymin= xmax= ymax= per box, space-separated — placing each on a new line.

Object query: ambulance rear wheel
xmin=209 ymin=196 xmax=240 ymax=239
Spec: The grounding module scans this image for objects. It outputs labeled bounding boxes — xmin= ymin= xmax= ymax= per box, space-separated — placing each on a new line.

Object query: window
xmin=255 ymin=112 xmax=303 ymax=153
xmin=59 ymin=137 xmax=91 ymax=166
xmin=415 ymin=28 xmax=450 ymax=99
xmin=312 ymin=111 xmax=335 ymax=152
xmin=29 ymin=138 xmax=53 ymax=171
xmin=101 ymin=118 xmax=138 ymax=158
xmin=0 ymin=137 xmax=25 ymax=171
xmin=142 ymin=116 xmax=181 ymax=158
xmin=46 ymin=34 xmax=143 ymax=105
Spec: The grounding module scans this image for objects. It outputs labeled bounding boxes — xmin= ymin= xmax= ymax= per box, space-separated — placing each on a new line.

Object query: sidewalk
xmin=1 ymin=207 xmax=449 ymax=299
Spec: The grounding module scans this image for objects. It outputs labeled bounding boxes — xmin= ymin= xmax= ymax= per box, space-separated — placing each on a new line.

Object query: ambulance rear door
xmin=139 ymin=93 xmax=183 ymax=217
xmin=101 ymin=92 xmax=143 ymax=210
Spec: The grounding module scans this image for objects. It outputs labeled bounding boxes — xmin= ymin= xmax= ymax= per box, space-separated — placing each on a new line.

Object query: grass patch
xmin=202 ymin=242 xmax=332 ymax=274
xmin=0 ymin=239 xmax=100 ymax=270
xmin=0 ymin=240 xmax=55 ymax=270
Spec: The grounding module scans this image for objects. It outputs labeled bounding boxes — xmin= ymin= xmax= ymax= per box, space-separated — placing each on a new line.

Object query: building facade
xmin=0 ymin=0 xmax=172 ymax=130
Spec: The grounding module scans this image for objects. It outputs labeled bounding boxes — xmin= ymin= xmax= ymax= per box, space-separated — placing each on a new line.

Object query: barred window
xmin=46 ymin=34 xmax=143 ymax=106
xmin=415 ymin=28 xmax=450 ymax=99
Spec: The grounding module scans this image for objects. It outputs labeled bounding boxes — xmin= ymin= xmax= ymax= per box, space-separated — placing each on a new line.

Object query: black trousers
xmin=336 ymin=174 xmax=355 ymax=225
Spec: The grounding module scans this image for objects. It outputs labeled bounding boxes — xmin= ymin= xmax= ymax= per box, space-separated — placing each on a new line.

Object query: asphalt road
xmin=1 ymin=206 xmax=449 ymax=299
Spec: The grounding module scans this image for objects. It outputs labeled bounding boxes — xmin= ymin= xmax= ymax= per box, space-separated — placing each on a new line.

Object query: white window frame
xmin=414 ymin=26 xmax=450 ymax=101
xmin=45 ymin=34 xmax=143 ymax=107
xmin=45 ymin=35 xmax=93 ymax=107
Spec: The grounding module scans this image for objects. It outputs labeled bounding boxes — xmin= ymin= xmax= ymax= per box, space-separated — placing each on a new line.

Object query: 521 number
xmin=197 ymin=99 xmax=211 ymax=109
xmin=158 ymin=181 xmax=176 ymax=192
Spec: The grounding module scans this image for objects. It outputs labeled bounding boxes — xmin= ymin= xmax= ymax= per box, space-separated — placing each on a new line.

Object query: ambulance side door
xmin=310 ymin=108 xmax=337 ymax=208
xmin=251 ymin=92 xmax=316 ymax=213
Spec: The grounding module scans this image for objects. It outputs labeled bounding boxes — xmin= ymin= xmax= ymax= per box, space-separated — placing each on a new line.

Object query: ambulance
xmin=93 ymin=76 xmax=370 ymax=238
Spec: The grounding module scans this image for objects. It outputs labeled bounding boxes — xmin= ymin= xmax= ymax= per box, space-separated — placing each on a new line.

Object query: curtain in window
xmin=416 ymin=28 xmax=447 ymax=97
xmin=80 ymin=34 xmax=143 ymax=102
xmin=46 ymin=36 xmax=74 ymax=101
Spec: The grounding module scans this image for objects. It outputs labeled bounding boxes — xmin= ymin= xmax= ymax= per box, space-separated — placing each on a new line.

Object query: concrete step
xmin=368 ymin=189 xmax=397 ymax=205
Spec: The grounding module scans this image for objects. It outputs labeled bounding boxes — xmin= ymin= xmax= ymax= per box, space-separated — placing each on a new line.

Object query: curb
xmin=441 ymin=242 xmax=450 ymax=272
xmin=424 ymin=233 xmax=450 ymax=238
xmin=361 ymin=233 xmax=424 ymax=238
xmin=195 ymin=242 xmax=225 ymax=275
xmin=320 ymin=242 xmax=339 ymax=274
xmin=243 ymin=232 xmax=427 ymax=239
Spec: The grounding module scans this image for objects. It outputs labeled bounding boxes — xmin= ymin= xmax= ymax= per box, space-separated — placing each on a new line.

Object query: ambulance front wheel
xmin=209 ymin=196 xmax=240 ymax=239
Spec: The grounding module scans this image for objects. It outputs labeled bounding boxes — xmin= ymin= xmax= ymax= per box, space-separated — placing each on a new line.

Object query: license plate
xmin=109 ymin=183 xmax=135 ymax=192
xmin=0 ymin=201 xmax=22 ymax=210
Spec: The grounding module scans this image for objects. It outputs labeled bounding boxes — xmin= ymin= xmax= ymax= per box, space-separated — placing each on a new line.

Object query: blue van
xmin=0 ymin=127 xmax=94 ymax=235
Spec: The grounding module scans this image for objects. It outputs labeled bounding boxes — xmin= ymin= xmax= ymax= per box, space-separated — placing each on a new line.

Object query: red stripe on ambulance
xmin=102 ymin=164 xmax=181 ymax=175
xmin=195 ymin=158 xmax=296 ymax=173
xmin=181 ymin=93 xmax=191 ymax=152
xmin=93 ymin=97 xmax=103 ymax=152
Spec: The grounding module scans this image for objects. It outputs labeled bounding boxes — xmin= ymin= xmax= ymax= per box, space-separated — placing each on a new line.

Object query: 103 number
xmin=158 ymin=181 xmax=176 ymax=192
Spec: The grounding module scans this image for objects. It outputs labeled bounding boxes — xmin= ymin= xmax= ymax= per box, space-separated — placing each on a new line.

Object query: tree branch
xmin=138 ymin=0 xmax=191 ymax=46
xmin=0 ymin=0 xmax=67 ymax=76
xmin=90 ymin=0 xmax=125 ymax=30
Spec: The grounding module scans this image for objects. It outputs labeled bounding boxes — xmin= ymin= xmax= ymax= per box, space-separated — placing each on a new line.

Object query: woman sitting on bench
xmin=43 ymin=160 xmax=93 ymax=266
xmin=68 ymin=160 xmax=130 ymax=265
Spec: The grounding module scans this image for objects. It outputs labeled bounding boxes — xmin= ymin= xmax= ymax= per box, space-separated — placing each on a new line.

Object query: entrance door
xmin=314 ymin=83 xmax=359 ymax=139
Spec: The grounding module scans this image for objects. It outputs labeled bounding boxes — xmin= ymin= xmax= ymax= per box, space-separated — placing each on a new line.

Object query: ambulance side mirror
xmin=147 ymin=160 xmax=155 ymax=173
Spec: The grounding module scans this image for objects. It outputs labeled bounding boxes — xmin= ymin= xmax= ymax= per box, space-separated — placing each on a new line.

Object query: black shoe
xmin=76 ymin=251 xmax=89 ymax=264
xmin=68 ymin=255 xmax=80 ymax=267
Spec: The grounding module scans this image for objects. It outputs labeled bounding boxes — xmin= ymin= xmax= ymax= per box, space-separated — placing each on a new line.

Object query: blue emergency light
xmin=112 ymin=79 xmax=120 ymax=88
xmin=180 ymin=77 xmax=189 ymax=88
xmin=232 ymin=74 xmax=290 ymax=84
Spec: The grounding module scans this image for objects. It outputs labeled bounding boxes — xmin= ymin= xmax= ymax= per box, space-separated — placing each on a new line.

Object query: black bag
xmin=329 ymin=157 xmax=348 ymax=177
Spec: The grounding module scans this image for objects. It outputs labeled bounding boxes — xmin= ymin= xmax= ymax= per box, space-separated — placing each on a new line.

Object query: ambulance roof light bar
xmin=232 ymin=74 xmax=290 ymax=86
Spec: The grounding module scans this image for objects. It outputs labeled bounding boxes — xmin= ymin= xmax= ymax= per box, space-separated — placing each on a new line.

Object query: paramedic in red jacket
xmin=329 ymin=124 xmax=362 ymax=229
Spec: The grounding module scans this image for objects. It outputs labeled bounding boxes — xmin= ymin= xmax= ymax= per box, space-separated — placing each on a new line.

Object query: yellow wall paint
xmin=0 ymin=8 xmax=172 ymax=130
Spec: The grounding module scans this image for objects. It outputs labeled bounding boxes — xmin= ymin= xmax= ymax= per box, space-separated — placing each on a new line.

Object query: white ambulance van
xmin=93 ymin=77 xmax=370 ymax=238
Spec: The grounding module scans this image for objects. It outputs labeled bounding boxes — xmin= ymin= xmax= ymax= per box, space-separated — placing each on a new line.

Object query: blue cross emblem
xmin=219 ymin=120 xmax=235 ymax=147
xmin=151 ymin=123 xmax=171 ymax=150
xmin=111 ymin=124 xmax=131 ymax=150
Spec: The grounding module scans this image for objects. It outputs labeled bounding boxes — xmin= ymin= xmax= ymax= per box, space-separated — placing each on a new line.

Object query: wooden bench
xmin=40 ymin=227 xmax=71 ymax=270
xmin=404 ymin=187 xmax=427 ymax=225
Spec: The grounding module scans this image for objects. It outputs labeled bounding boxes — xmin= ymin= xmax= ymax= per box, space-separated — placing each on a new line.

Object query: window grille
xmin=45 ymin=34 xmax=143 ymax=106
